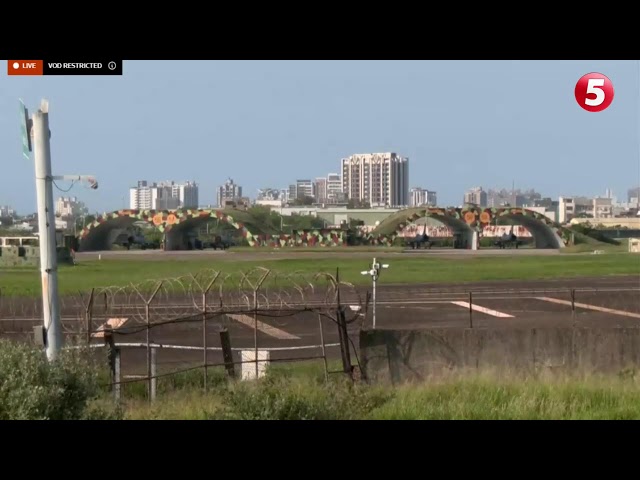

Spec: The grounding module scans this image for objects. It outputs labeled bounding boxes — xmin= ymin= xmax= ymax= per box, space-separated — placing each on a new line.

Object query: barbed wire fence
xmin=0 ymin=268 xmax=369 ymax=402
xmin=1 ymin=275 xmax=639 ymax=402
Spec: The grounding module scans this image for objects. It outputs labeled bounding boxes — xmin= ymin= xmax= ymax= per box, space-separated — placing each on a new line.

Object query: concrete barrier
xmin=0 ymin=246 xmax=73 ymax=267
xmin=360 ymin=327 xmax=640 ymax=384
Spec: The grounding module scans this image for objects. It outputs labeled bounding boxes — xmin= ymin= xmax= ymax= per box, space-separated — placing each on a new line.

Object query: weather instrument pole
xmin=361 ymin=257 xmax=389 ymax=329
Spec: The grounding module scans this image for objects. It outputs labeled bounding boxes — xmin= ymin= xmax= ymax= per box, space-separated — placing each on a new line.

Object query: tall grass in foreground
xmin=123 ymin=366 xmax=640 ymax=420
xmin=370 ymin=376 xmax=640 ymax=420
xmin=2 ymin=340 xmax=639 ymax=420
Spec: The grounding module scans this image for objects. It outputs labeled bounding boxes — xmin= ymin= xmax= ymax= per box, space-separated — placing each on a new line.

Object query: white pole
xmin=372 ymin=257 xmax=377 ymax=330
xmin=32 ymin=100 xmax=62 ymax=361
xmin=372 ymin=274 xmax=377 ymax=329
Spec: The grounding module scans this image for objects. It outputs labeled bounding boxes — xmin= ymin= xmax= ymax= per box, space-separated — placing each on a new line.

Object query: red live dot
xmin=575 ymin=72 xmax=614 ymax=112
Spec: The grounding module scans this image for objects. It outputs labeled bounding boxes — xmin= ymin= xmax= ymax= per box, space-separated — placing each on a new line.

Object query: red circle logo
xmin=575 ymin=72 xmax=614 ymax=112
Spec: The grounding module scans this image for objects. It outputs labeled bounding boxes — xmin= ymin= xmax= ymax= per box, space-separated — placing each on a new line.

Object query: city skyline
xmin=1 ymin=60 xmax=639 ymax=213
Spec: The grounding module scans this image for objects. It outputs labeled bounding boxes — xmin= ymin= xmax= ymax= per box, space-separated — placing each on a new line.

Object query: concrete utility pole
xmin=32 ymin=100 xmax=63 ymax=361
xmin=22 ymin=99 xmax=99 ymax=361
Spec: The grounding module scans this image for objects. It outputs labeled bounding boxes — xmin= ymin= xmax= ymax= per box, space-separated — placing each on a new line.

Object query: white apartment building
xmin=130 ymin=180 xmax=199 ymax=210
xmin=558 ymin=195 xmax=613 ymax=223
xmin=172 ymin=181 xmax=199 ymax=208
xmin=55 ymin=196 xmax=87 ymax=218
xmin=464 ymin=187 xmax=487 ymax=206
xmin=130 ymin=182 xmax=153 ymax=210
xmin=295 ymin=179 xmax=314 ymax=199
xmin=341 ymin=152 xmax=409 ymax=207
xmin=410 ymin=187 xmax=437 ymax=207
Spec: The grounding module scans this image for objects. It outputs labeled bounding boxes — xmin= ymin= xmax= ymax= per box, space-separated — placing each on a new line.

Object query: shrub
xmin=0 ymin=340 xmax=118 ymax=420
xmin=216 ymin=375 xmax=390 ymax=420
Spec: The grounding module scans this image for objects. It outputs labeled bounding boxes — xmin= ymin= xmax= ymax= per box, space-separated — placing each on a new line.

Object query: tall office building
xmin=341 ymin=152 xmax=409 ymax=207
xmin=217 ymin=178 xmax=243 ymax=207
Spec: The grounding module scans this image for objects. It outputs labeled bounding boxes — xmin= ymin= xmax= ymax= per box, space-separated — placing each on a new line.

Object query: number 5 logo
xmin=575 ymin=72 xmax=614 ymax=112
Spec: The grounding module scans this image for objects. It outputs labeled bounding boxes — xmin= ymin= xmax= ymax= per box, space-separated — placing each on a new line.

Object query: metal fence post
xmin=571 ymin=289 xmax=576 ymax=314
xmin=253 ymin=270 xmax=270 ymax=379
xmin=151 ymin=346 xmax=157 ymax=402
xmin=104 ymin=326 xmax=116 ymax=398
xmin=114 ymin=348 xmax=121 ymax=404
xmin=220 ymin=328 xmax=236 ymax=380
xmin=335 ymin=268 xmax=353 ymax=378
xmin=202 ymin=273 xmax=219 ymax=392
xmin=85 ymin=288 xmax=95 ymax=345
xmin=318 ymin=312 xmax=329 ymax=382
xmin=142 ymin=282 xmax=162 ymax=403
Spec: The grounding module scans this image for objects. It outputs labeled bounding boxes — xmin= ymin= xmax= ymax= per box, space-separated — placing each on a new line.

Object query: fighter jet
xmin=494 ymin=225 xmax=519 ymax=249
xmin=407 ymin=224 xmax=431 ymax=249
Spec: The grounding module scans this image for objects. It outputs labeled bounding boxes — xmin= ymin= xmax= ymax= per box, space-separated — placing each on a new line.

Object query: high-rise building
xmin=216 ymin=178 xmax=242 ymax=207
xmin=130 ymin=182 xmax=153 ymax=210
xmin=129 ymin=180 xmax=199 ymax=210
xmin=410 ymin=187 xmax=437 ymax=207
xmin=628 ymin=186 xmax=640 ymax=203
xmin=464 ymin=187 xmax=487 ymax=206
xmin=172 ymin=181 xmax=199 ymax=208
xmin=341 ymin=152 xmax=409 ymax=207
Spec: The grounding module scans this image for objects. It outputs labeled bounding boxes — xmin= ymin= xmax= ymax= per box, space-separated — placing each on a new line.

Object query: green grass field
xmin=1 ymin=252 xmax=638 ymax=297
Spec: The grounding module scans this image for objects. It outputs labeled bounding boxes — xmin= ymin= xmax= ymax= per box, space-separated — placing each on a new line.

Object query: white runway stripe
xmin=226 ymin=313 xmax=301 ymax=340
xmin=450 ymin=301 xmax=514 ymax=318
xmin=91 ymin=317 xmax=129 ymax=338
xmin=535 ymin=297 xmax=640 ymax=319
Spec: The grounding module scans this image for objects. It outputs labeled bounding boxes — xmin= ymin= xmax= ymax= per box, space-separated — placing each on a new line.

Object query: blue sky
xmin=1 ymin=60 xmax=638 ymax=214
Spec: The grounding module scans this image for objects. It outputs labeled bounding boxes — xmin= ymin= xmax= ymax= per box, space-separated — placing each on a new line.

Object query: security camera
xmin=90 ymin=181 xmax=98 ymax=190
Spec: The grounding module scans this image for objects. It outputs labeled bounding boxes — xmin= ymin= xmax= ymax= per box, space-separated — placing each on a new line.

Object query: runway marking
xmin=226 ymin=313 xmax=300 ymax=340
xmin=92 ymin=317 xmax=129 ymax=338
xmin=450 ymin=301 xmax=514 ymax=318
xmin=535 ymin=297 xmax=640 ymax=319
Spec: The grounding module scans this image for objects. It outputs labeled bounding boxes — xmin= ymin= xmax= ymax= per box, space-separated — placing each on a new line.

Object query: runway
xmin=1 ymin=275 xmax=638 ymax=377
xmin=74 ymin=247 xmax=561 ymax=262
